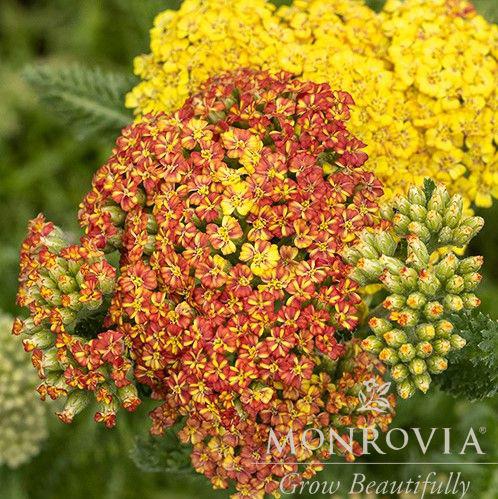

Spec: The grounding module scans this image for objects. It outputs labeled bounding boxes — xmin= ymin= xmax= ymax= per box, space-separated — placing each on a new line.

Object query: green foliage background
xmin=0 ymin=1 xmax=496 ymax=498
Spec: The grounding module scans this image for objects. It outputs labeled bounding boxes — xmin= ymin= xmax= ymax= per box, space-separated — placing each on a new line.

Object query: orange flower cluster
xmin=75 ymin=69 xmax=390 ymax=496
xmin=14 ymin=215 xmax=140 ymax=428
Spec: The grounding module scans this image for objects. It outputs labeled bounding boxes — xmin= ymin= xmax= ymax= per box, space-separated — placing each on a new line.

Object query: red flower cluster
xmin=14 ymin=215 xmax=140 ymax=427
xmin=76 ymin=69 xmax=388 ymax=496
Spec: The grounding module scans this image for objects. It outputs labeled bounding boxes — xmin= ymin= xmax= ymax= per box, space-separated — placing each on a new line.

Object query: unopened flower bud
xmin=40 ymin=349 xmax=62 ymax=374
xmin=135 ymin=188 xmax=147 ymax=206
xmin=458 ymin=256 xmax=483 ymax=274
xmin=57 ymin=274 xmax=79 ymax=294
xmin=418 ymin=270 xmax=441 ymax=296
xmin=443 ymin=294 xmax=463 ymax=312
xmin=392 ymin=213 xmax=411 ymax=234
xmin=357 ymin=258 xmax=384 ymax=280
xmin=450 ymin=334 xmax=466 ymax=350
xmin=146 ymin=215 xmax=159 ymax=234
xmin=392 ymin=308 xmax=419 ymax=328
xmin=41 ymin=235 xmax=66 ymax=254
xmin=106 ymin=228 xmax=124 ymax=250
xmin=361 ymin=336 xmax=384 ymax=354
xmin=434 ymin=253 xmax=458 ymax=281
xmin=374 ymin=232 xmax=398 ymax=256
xmin=409 ymin=204 xmax=427 ymax=222
xmin=379 ymin=347 xmax=399 ymax=365
xmin=407 ymin=186 xmax=426 ymax=206
xmin=416 ymin=341 xmax=433 ymax=358
xmin=398 ymin=266 xmax=418 ymax=290
xmin=413 ymin=372 xmax=432 ymax=393
xmin=391 ymin=364 xmax=409 ymax=382
xmin=409 ymin=358 xmax=427 ymax=375
xmin=416 ymin=324 xmax=436 ymax=341
xmin=23 ymin=330 xmax=54 ymax=351
xmin=407 ymin=221 xmax=431 ymax=242
xmin=435 ymin=320 xmax=453 ymax=338
xmin=64 ymin=292 xmax=81 ymax=311
xmin=40 ymin=275 xmax=58 ymax=290
xmin=461 ymin=216 xmax=485 ymax=235
xmin=443 ymin=194 xmax=463 ymax=228
xmin=438 ymin=227 xmax=453 ymax=245
xmin=342 ymin=247 xmax=362 ymax=265
xmin=349 ymin=268 xmax=369 ymax=286
xmin=383 ymin=329 xmax=408 ymax=348
xmin=380 ymin=272 xmax=405 ymax=294
xmin=118 ymin=384 xmax=141 ymax=412
xmin=48 ymin=262 xmax=68 ymax=282
xmin=397 ymin=379 xmax=416 ymax=399
xmin=398 ymin=343 xmax=416 ymax=362
xmin=424 ymin=301 xmax=444 ymax=320
xmin=433 ymin=339 xmax=451 ymax=356
xmin=426 ymin=356 xmax=448 ymax=374
xmin=379 ymin=255 xmax=404 ymax=274
xmin=427 ymin=185 xmax=450 ymax=213
xmin=57 ymin=391 xmax=91 ymax=424
xmin=461 ymin=293 xmax=481 ymax=309
xmin=462 ymin=273 xmax=482 ymax=291
xmin=383 ymin=294 xmax=406 ymax=310
xmin=143 ymin=235 xmax=157 ymax=255
xmin=425 ymin=210 xmax=443 ymax=233
xmin=357 ymin=241 xmax=379 ymax=260
xmin=445 ymin=275 xmax=464 ymax=294
xmin=452 ymin=217 xmax=484 ymax=246
xmin=59 ymin=308 xmax=78 ymax=325
xmin=406 ymin=236 xmax=429 ymax=270
xmin=67 ymin=259 xmax=82 ymax=276
xmin=406 ymin=292 xmax=427 ymax=309
xmin=102 ymin=205 xmax=126 ymax=226
xmin=393 ymin=197 xmax=412 ymax=215
xmin=360 ymin=231 xmax=379 ymax=249
xmin=380 ymin=204 xmax=394 ymax=221
xmin=368 ymin=317 xmax=392 ymax=336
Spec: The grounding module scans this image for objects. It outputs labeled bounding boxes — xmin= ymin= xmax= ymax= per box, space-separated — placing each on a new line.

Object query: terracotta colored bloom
xmin=16 ymin=69 xmax=393 ymax=497
xmin=206 ymin=216 xmax=243 ymax=255
xmin=79 ymin=69 xmax=391 ymax=496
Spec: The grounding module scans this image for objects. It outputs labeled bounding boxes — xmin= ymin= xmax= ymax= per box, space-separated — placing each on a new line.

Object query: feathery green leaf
xmin=435 ymin=310 xmax=498 ymax=400
xmin=130 ymin=426 xmax=195 ymax=475
xmin=23 ymin=63 xmax=135 ymax=140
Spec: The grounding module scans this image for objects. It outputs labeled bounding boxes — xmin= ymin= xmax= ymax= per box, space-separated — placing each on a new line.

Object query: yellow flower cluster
xmin=381 ymin=0 xmax=498 ymax=208
xmin=126 ymin=0 xmax=287 ymax=113
xmin=126 ymin=0 xmax=498 ymax=209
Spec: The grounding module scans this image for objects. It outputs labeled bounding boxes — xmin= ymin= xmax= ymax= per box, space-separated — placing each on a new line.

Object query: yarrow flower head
xmin=76 ymin=69 xmax=390 ymax=497
xmin=0 ymin=312 xmax=47 ymax=468
xmin=127 ymin=0 xmax=498 ymax=209
xmin=344 ymin=181 xmax=485 ymax=399
xmin=14 ymin=216 xmax=141 ymax=428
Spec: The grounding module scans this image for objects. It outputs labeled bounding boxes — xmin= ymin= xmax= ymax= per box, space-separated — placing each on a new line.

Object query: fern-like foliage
xmin=130 ymin=428 xmax=195 ymax=475
xmin=23 ymin=63 xmax=135 ymax=140
xmin=435 ymin=310 xmax=498 ymax=400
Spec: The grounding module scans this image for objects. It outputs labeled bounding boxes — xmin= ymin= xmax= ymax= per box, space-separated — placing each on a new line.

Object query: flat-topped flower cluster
xmin=127 ymin=0 xmax=498 ymax=208
xmin=16 ymin=69 xmax=395 ymax=497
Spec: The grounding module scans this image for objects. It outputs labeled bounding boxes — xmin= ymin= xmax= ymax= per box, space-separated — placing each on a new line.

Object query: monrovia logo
xmin=266 ymin=378 xmax=485 ymax=458
xmin=357 ymin=378 xmax=392 ymax=414
xmin=267 ymin=426 xmax=485 ymax=457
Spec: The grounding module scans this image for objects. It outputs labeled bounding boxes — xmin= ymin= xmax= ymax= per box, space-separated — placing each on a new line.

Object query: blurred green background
xmin=0 ymin=1 xmax=497 ymax=498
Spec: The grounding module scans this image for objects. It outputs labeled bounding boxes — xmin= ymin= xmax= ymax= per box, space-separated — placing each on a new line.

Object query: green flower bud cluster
xmin=344 ymin=182 xmax=484 ymax=399
xmin=0 ymin=313 xmax=47 ymax=468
